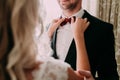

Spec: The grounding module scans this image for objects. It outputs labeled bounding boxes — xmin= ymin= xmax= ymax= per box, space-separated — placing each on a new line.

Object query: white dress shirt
xmin=56 ymin=9 xmax=84 ymax=61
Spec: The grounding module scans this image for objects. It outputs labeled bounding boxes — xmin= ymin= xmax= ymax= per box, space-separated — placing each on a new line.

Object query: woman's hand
xmin=78 ymin=70 xmax=95 ymax=80
xmin=71 ymin=17 xmax=90 ymax=37
xmin=74 ymin=70 xmax=95 ymax=80
xmin=67 ymin=68 xmax=95 ymax=80
xmin=71 ymin=17 xmax=90 ymax=72
xmin=47 ymin=18 xmax=65 ymax=39
xmin=67 ymin=67 xmax=83 ymax=80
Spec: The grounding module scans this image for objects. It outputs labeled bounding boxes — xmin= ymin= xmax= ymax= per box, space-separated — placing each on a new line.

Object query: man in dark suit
xmin=50 ymin=0 xmax=119 ymax=80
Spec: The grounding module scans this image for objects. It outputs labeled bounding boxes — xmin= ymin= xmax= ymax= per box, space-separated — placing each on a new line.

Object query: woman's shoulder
xmin=33 ymin=56 xmax=70 ymax=80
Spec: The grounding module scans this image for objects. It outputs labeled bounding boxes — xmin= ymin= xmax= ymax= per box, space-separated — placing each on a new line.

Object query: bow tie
xmin=60 ymin=16 xmax=76 ymax=26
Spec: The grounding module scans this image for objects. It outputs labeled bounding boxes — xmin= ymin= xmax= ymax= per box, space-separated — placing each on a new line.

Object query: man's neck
xmin=62 ymin=7 xmax=82 ymax=17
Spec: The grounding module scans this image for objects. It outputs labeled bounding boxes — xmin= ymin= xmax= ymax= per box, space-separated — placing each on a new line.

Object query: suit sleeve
xmin=96 ymin=24 xmax=119 ymax=80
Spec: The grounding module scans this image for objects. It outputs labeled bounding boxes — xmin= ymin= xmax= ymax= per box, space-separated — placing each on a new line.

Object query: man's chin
xmin=60 ymin=4 xmax=70 ymax=9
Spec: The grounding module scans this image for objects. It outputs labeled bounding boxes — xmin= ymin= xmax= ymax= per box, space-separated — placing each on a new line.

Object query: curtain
xmin=82 ymin=0 xmax=98 ymax=17
xmin=98 ymin=0 xmax=120 ymax=77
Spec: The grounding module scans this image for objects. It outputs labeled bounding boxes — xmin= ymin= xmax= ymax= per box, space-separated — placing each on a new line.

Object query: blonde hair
xmin=0 ymin=0 xmax=43 ymax=80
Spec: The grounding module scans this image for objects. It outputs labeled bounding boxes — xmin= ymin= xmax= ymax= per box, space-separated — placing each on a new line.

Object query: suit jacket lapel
xmin=82 ymin=10 xmax=88 ymax=18
xmin=51 ymin=28 xmax=59 ymax=59
xmin=64 ymin=10 xmax=90 ymax=70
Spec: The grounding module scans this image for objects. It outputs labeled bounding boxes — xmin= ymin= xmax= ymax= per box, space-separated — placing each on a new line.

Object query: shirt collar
xmin=61 ymin=9 xmax=84 ymax=18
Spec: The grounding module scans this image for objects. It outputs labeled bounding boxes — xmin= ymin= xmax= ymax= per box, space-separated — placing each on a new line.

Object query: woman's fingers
xmin=57 ymin=18 xmax=65 ymax=25
xmin=78 ymin=70 xmax=95 ymax=80
xmin=83 ymin=18 xmax=90 ymax=29
xmin=83 ymin=18 xmax=87 ymax=23
xmin=52 ymin=18 xmax=65 ymax=26
xmin=86 ymin=21 xmax=90 ymax=28
xmin=52 ymin=19 xmax=58 ymax=23
xmin=71 ymin=17 xmax=90 ymax=31
xmin=78 ymin=70 xmax=91 ymax=78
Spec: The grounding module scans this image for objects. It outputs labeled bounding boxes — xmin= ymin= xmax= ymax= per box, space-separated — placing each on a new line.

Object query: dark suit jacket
xmin=51 ymin=10 xmax=119 ymax=80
